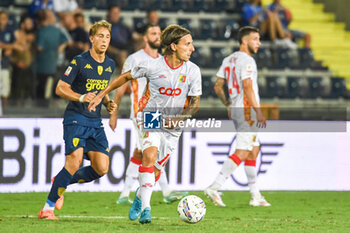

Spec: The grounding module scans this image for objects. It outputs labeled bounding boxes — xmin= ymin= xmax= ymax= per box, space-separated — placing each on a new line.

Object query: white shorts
xmin=0 ymin=69 xmax=11 ymax=98
xmin=236 ymin=133 xmax=260 ymax=151
xmin=231 ymin=107 xmax=260 ymax=151
xmin=141 ymin=129 xmax=181 ymax=171
xmin=131 ymin=118 xmax=143 ymax=150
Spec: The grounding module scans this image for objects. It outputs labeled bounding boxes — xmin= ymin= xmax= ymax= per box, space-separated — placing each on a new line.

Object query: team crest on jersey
xmin=84 ymin=64 xmax=93 ymax=69
xmin=64 ymin=66 xmax=72 ymax=76
xmin=98 ymin=66 xmax=103 ymax=75
xmin=105 ymin=66 xmax=112 ymax=72
xmin=71 ymin=59 xmax=77 ymax=66
xmin=142 ymin=132 xmax=149 ymax=138
xmin=178 ymin=75 xmax=186 ymax=83
xmin=73 ymin=138 xmax=79 ymax=147
xmin=247 ymin=64 xmax=253 ymax=73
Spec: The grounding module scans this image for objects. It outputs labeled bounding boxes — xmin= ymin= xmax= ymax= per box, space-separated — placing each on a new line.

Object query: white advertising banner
xmin=0 ymin=118 xmax=349 ymax=192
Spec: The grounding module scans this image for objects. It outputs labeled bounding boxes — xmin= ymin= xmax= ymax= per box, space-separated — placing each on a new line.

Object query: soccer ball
xmin=177 ymin=195 xmax=206 ymax=224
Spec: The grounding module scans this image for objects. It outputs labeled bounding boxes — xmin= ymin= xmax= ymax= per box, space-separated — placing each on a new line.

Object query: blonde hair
xmin=89 ymin=20 xmax=111 ymax=36
xmin=161 ymin=24 xmax=190 ymax=55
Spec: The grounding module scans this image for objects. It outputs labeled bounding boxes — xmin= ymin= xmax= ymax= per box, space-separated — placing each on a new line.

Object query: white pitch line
xmin=2 ymin=215 xmax=341 ymax=224
xmin=3 ymin=215 xmax=171 ymax=220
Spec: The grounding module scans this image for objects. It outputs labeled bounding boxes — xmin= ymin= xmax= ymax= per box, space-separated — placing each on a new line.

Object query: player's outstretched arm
xmin=103 ymin=94 xmax=118 ymax=115
xmin=88 ymin=71 xmax=133 ymax=112
xmin=109 ymin=81 xmax=129 ymax=131
xmin=56 ymin=80 xmax=97 ymax=102
xmin=242 ymin=79 xmax=266 ymax=128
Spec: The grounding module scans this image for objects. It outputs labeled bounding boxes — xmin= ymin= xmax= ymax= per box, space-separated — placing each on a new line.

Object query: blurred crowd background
xmin=0 ymin=0 xmax=349 ymax=119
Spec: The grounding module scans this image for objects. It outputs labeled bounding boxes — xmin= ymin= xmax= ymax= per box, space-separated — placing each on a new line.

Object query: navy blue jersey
xmin=60 ymin=50 xmax=115 ymax=127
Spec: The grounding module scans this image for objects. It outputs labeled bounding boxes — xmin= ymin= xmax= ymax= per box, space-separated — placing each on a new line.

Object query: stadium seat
xmin=178 ymin=18 xmax=193 ymax=31
xmin=232 ymin=0 xmax=246 ymax=13
xmin=273 ymin=48 xmax=295 ymax=69
xmin=122 ymin=0 xmax=145 ymax=10
xmin=158 ymin=18 xmax=170 ymax=31
xmin=0 ymin=0 xmax=12 ymax=7
xmin=214 ymin=0 xmax=229 ymax=12
xmin=217 ymin=19 xmax=239 ymax=40
xmin=255 ymin=48 xmax=273 ymax=69
xmin=133 ymin=17 xmax=145 ymax=32
xmin=298 ymin=48 xmax=315 ymax=69
xmin=208 ymin=47 xmax=227 ymax=68
xmin=199 ymin=19 xmax=217 ymax=40
xmin=202 ymin=77 xmax=216 ymax=98
xmin=82 ymin=0 xmax=95 ymax=9
xmin=190 ymin=47 xmax=207 ymax=67
xmin=146 ymin=0 xmax=171 ymax=11
xmin=307 ymin=77 xmax=326 ymax=98
xmin=180 ymin=0 xmax=205 ymax=12
xmin=89 ymin=16 xmax=103 ymax=24
xmin=13 ymin=0 xmax=30 ymax=8
xmin=178 ymin=18 xmax=198 ymax=38
xmin=287 ymin=77 xmax=307 ymax=98
xmin=330 ymin=77 xmax=348 ymax=98
xmin=265 ymin=76 xmax=286 ymax=98
xmin=171 ymin=0 xmax=190 ymax=11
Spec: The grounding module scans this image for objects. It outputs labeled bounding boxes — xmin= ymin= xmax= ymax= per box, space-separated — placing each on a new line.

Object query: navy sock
xmin=47 ymin=167 xmax=73 ymax=206
xmin=69 ymin=166 xmax=102 ymax=185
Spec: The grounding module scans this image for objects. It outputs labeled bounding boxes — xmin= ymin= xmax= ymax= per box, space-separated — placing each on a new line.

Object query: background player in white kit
xmin=109 ymin=24 xmax=187 ymax=205
xmin=89 ymin=25 xmax=201 ymax=224
xmin=205 ymin=26 xmax=270 ymax=207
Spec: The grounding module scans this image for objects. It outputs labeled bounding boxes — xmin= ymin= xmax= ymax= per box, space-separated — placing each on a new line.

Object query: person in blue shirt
xmin=38 ymin=20 xmax=117 ymax=220
xmin=29 ymin=0 xmax=55 ymax=18
xmin=107 ymin=4 xmax=134 ymax=71
xmin=268 ymin=0 xmax=311 ymax=48
xmin=242 ymin=0 xmax=285 ymax=42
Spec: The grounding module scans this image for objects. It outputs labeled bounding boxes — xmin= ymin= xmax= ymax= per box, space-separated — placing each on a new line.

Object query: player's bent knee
xmin=93 ymin=165 xmax=109 ymax=176
xmin=65 ymin=155 xmax=83 ymax=174
xmin=142 ymin=147 xmax=157 ymax=166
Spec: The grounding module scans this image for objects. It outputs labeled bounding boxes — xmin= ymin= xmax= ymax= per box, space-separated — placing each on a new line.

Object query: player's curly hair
xmin=161 ymin=24 xmax=191 ymax=55
xmin=89 ymin=20 xmax=111 ymax=36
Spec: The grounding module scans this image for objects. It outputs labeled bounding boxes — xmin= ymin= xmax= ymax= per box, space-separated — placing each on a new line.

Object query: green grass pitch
xmin=1 ymin=191 xmax=349 ymax=233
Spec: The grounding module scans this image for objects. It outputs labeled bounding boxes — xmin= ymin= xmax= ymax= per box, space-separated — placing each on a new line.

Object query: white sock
xmin=139 ymin=166 xmax=155 ymax=211
xmin=43 ymin=203 xmax=54 ymax=211
xmin=244 ymin=161 xmax=261 ymax=199
xmin=120 ymin=160 xmax=140 ymax=198
xmin=210 ymin=154 xmax=241 ymax=190
xmin=158 ymin=170 xmax=171 ymax=197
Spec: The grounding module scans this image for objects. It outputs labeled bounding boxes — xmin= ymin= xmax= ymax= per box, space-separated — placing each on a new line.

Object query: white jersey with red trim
xmin=216 ymin=51 xmax=260 ymax=108
xmin=131 ymin=56 xmax=202 ymax=116
xmin=122 ymin=49 xmax=161 ymax=119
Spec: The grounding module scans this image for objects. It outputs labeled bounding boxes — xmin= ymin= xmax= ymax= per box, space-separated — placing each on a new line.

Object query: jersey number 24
xmin=224 ymin=66 xmax=240 ymax=94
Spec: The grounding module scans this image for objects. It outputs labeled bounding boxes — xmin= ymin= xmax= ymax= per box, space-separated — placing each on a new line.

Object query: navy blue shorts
xmin=63 ymin=124 xmax=109 ymax=159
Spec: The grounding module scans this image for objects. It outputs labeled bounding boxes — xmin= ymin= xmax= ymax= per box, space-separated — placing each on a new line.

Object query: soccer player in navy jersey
xmin=38 ymin=20 xmax=117 ymax=220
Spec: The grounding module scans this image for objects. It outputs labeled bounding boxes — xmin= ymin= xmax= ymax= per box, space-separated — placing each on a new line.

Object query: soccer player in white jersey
xmin=89 ymin=25 xmax=201 ymax=224
xmin=109 ymin=24 xmax=188 ymax=205
xmin=205 ymin=26 xmax=270 ymax=207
